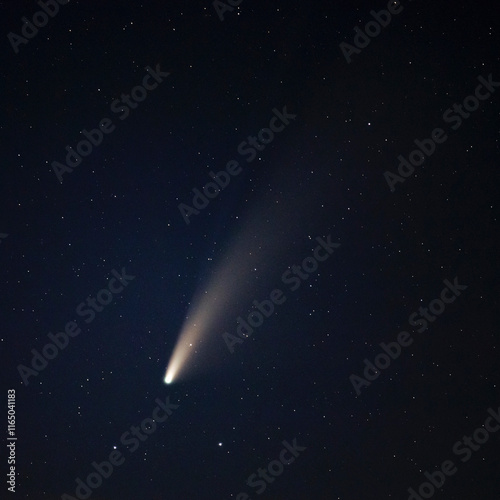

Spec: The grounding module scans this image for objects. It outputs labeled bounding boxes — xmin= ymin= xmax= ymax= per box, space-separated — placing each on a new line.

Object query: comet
xmin=163 ymin=159 xmax=326 ymax=384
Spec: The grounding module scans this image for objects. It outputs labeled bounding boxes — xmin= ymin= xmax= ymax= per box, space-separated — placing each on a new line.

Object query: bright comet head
xmin=164 ymin=314 xmax=210 ymax=385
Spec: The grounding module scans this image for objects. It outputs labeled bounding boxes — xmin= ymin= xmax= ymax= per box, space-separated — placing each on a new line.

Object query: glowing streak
xmin=164 ymin=165 xmax=323 ymax=384
xmin=164 ymin=255 xmax=245 ymax=384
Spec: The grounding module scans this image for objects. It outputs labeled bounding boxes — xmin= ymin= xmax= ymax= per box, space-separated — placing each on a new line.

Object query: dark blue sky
xmin=1 ymin=0 xmax=499 ymax=499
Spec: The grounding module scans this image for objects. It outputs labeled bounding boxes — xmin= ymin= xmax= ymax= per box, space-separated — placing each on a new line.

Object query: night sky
xmin=1 ymin=0 xmax=500 ymax=499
